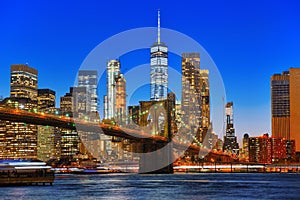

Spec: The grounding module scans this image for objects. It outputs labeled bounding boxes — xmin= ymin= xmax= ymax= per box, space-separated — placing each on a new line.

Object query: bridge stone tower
xmin=138 ymin=93 xmax=176 ymax=173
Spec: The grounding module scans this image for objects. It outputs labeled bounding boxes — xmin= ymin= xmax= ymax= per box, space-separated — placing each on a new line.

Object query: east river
xmin=1 ymin=173 xmax=300 ymax=199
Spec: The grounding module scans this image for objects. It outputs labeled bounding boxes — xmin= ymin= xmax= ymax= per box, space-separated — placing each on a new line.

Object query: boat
xmin=0 ymin=159 xmax=55 ymax=186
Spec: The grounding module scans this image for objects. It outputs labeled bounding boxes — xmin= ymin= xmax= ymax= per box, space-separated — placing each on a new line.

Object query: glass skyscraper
xmin=150 ymin=10 xmax=168 ymax=101
xmin=105 ymin=60 xmax=120 ymax=119
xmin=78 ymin=70 xmax=98 ymax=113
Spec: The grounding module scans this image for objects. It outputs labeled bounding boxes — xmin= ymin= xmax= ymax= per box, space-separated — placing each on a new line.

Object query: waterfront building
xmin=271 ymin=68 xmax=300 ymax=153
xmin=150 ymin=10 xmax=168 ymax=101
xmin=78 ymin=70 xmax=98 ymax=113
xmin=60 ymin=129 xmax=79 ymax=158
xmin=223 ymin=102 xmax=239 ymax=155
xmin=0 ymin=64 xmax=39 ymax=159
xmin=37 ymin=126 xmax=61 ymax=162
xmin=36 ymin=89 xmax=61 ymax=162
xmin=0 ymin=97 xmax=37 ymax=159
xmin=249 ymin=133 xmax=296 ymax=163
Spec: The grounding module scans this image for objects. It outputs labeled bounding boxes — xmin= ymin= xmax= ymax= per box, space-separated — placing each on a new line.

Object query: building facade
xmin=37 ymin=89 xmax=56 ymax=112
xmin=60 ymin=89 xmax=74 ymax=117
xmin=200 ymin=69 xmax=210 ymax=130
xmin=115 ymin=74 xmax=126 ymax=125
xmin=271 ymin=68 xmax=300 ymax=153
xmin=181 ymin=53 xmax=202 ymax=137
xmin=10 ymin=64 xmax=38 ymax=101
xmin=78 ymin=70 xmax=98 ymax=113
xmin=248 ymin=133 xmax=296 ymax=163
xmin=223 ymin=102 xmax=239 ymax=155
xmin=105 ymin=60 xmax=120 ymax=120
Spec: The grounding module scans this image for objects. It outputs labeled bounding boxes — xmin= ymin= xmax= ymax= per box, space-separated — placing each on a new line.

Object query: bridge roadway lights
xmin=138 ymin=139 xmax=174 ymax=174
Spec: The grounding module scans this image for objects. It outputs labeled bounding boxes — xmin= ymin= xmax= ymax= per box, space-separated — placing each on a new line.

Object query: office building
xmin=223 ymin=102 xmax=239 ymax=155
xmin=105 ymin=60 xmax=120 ymax=120
xmin=0 ymin=65 xmax=39 ymax=159
xmin=242 ymin=133 xmax=250 ymax=161
xmin=37 ymin=126 xmax=61 ymax=161
xmin=0 ymin=97 xmax=37 ymax=159
xmin=200 ymin=70 xmax=210 ymax=129
xmin=60 ymin=88 xmax=74 ymax=117
xmin=78 ymin=70 xmax=98 ymax=113
xmin=271 ymin=68 xmax=300 ymax=152
xmin=37 ymin=89 xmax=56 ymax=112
xmin=150 ymin=10 xmax=168 ymax=101
xmin=181 ymin=53 xmax=202 ymax=140
xmin=248 ymin=133 xmax=296 ymax=163
xmin=115 ymin=74 xmax=126 ymax=124
xmin=10 ymin=64 xmax=38 ymax=101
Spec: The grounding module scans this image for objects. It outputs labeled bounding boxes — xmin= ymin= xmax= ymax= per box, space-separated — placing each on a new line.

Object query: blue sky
xmin=1 ymin=0 xmax=300 ymax=142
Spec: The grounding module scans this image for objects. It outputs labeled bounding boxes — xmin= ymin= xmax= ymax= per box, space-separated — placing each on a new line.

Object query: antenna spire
xmin=157 ymin=9 xmax=160 ymax=44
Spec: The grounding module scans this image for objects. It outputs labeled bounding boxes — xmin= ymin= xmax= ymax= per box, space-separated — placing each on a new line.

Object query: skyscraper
xmin=37 ymin=89 xmax=60 ymax=162
xmin=271 ymin=68 xmax=300 ymax=153
xmin=150 ymin=10 xmax=168 ymax=101
xmin=0 ymin=64 xmax=38 ymax=159
xmin=115 ymin=74 xmax=126 ymax=124
xmin=10 ymin=64 xmax=38 ymax=101
xmin=78 ymin=70 xmax=98 ymax=113
xmin=223 ymin=102 xmax=239 ymax=155
xmin=200 ymin=69 xmax=210 ymax=130
xmin=105 ymin=60 xmax=120 ymax=120
xmin=181 ymin=53 xmax=201 ymax=133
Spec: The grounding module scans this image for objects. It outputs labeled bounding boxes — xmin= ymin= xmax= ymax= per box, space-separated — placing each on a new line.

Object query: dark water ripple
xmin=1 ymin=173 xmax=300 ymax=200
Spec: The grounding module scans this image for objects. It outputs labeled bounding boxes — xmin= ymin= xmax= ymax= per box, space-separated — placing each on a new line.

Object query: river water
xmin=1 ymin=173 xmax=300 ymax=200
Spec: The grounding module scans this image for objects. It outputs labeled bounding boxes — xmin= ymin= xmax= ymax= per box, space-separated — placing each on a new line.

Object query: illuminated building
xmin=60 ymin=87 xmax=74 ymax=117
xmin=37 ymin=89 xmax=56 ymax=112
xmin=223 ymin=102 xmax=239 ymax=155
xmin=249 ymin=133 xmax=296 ymax=163
xmin=0 ymin=97 xmax=38 ymax=159
xmin=10 ymin=64 xmax=38 ymax=101
xmin=36 ymin=89 xmax=61 ymax=162
xmin=181 ymin=53 xmax=201 ymax=140
xmin=200 ymin=70 xmax=210 ymax=129
xmin=242 ymin=133 xmax=250 ymax=161
xmin=60 ymin=87 xmax=88 ymax=119
xmin=271 ymin=68 xmax=300 ymax=153
xmin=0 ymin=65 xmax=39 ymax=159
xmin=60 ymin=129 xmax=79 ymax=158
xmin=105 ymin=60 xmax=120 ymax=120
xmin=37 ymin=126 xmax=61 ymax=162
xmin=150 ymin=10 xmax=168 ymax=101
xmin=78 ymin=70 xmax=98 ymax=113
xmin=115 ymin=74 xmax=126 ymax=125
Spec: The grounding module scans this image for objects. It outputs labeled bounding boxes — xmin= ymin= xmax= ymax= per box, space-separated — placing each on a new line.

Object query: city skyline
xmin=1 ymin=1 xmax=300 ymax=142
